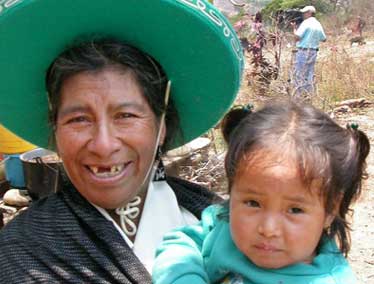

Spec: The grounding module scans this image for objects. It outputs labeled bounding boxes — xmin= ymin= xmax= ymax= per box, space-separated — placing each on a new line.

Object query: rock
xmin=166 ymin=137 xmax=211 ymax=158
xmin=3 ymin=189 xmax=31 ymax=207
xmin=164 ymin=137 xmax=211 ymax=177
xmin=0 ymin=202 xmax=17 ymax=214
xmin=336 ymin=98 xmax=371 ymax=109
xmin=334 ymin=105 xmax=352 ymax=113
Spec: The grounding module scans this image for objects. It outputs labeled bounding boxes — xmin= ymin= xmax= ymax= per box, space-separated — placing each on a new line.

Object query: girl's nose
xmin=87 ymin=122 xmax=121 ymax=158
xmin=258 ymin=213 xmax=282 ymax=238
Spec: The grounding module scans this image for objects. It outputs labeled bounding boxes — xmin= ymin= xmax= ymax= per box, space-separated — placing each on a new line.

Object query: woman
xmin=0 ymin=0 xmax=243 ymax=283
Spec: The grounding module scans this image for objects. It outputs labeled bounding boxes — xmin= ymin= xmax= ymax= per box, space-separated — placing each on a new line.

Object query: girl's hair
xmin=46 ymin=38 xmax=181 ymax=151
xmin=221 ymin=99 xmax=370 ymax=256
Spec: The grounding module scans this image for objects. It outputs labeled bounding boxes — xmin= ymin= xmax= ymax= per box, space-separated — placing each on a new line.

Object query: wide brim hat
xmin=0 ymin=0 xmax=243 ymax=150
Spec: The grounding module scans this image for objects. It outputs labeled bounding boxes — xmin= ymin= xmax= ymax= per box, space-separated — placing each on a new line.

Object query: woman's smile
xmin=55 ymin=68 xmax=164 ymax=209
xmin=85 ymin=161 xmax=133 ymax=182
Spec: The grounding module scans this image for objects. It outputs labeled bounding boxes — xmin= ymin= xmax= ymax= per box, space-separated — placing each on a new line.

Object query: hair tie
xmin=347 ymin=123 xmax=359 ymax=130
xmin=243 ymin=103 xmax=254 ymax=113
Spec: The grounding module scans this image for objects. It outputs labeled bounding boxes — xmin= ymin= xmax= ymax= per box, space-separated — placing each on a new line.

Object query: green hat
xmin=0 ymin=0 xmax=243 ymax=149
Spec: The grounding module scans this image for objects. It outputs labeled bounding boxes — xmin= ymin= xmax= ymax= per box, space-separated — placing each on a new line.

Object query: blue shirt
xmin=296 ymin=17 xmax=326 ymax=49
xmin=153 ymin=205 xmax=357 ymax=284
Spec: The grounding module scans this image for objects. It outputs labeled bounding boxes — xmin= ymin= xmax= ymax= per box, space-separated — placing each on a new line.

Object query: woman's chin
xmin=86 ymin=192 xmax=134 ymax=209
xmin=76 ymin=180 xmax=141 ymax=209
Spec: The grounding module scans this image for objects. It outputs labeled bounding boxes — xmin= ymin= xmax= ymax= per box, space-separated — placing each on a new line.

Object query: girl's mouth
xmin=254 ymin=243 xmax=281 ymax=252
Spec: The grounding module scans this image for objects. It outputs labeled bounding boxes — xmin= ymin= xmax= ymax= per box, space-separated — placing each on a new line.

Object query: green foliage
xmin=228 ymin=7 xmax=247 ymax=25
xmin=280 ymin=0 xmax=307 ymax=9
xmin=262 ymin=0 xmax=333 ymax=19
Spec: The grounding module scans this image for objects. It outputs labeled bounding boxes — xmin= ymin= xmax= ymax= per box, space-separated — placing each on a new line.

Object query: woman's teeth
xmin=89 ymin=164 xmax=125 ymax=178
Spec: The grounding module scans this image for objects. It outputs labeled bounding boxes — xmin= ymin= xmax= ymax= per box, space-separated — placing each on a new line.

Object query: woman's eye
xmin=246 ymin=200 xmax=260 ymax=208
xmin=288 ymin=207 xmax=304 ymax=214
xmin=115 ymin=112 xmax=136 ymax=120
xmin=66 ymin=116 xmax=88 ymax=124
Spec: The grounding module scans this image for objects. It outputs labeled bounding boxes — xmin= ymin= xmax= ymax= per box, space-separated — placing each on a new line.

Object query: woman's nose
xmin=258 ymin=213 xmax=282 ymax=238
xmin=87 ymin=122 xmax=121 ymax=157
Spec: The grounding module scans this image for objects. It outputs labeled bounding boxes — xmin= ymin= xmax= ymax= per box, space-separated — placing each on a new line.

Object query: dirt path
xmin=337 ymin=106 xmax=374 ymax=283
xmin=196 ymin=103 xmax=374 ymax=282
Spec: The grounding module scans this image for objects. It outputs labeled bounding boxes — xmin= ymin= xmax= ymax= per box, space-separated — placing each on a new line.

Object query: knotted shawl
xmin=0 ymin=176 xmax=216 ymax=283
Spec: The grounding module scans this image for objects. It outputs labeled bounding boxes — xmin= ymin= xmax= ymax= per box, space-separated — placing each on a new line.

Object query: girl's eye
xmin=288 ymin=207 xmax=304 ymax=214
xmin=246 ymin=200 xmax=260 ymax=208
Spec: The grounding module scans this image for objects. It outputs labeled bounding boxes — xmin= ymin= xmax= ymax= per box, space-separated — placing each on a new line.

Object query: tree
xmin=262 ymin=0 xmax=333 ymax=20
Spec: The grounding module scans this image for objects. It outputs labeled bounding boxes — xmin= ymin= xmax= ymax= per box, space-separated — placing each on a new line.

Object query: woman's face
xmin=230 ymin=151 xmax=332 ymax=269
xmin=55 ymin=68 xmax=164 ymax=209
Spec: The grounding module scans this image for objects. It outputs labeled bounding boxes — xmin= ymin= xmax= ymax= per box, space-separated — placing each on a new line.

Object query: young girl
xmin=152 ymin=100 xmax=370 ymax=284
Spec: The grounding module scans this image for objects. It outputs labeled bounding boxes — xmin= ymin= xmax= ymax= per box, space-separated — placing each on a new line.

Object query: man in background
xmin=291 ymin=5 xmax=326 ymax=97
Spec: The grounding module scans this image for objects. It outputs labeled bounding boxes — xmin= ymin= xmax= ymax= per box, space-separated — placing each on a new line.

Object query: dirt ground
xmin=320 ymin=34 xmax=374 ymax=283
xmin=204 ymin=37 xmax=374 ymax=279
xmin=1 ymin=30 xmax=373 ymax=284
xmin=338 ymin=106 xmax=374 ymax=283
xmin=180 ymin=102 xmax=374 ymax=283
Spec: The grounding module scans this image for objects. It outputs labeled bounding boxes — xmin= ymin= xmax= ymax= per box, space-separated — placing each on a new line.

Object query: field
xmin=181 ymin=30 xmax=374 ymax=282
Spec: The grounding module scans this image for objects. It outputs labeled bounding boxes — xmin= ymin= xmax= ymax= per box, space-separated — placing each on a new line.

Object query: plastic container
xmin=20 ymin=148 xmax=62 ymax=200
xmin=3 ymin=154 xmax=25 ymax=188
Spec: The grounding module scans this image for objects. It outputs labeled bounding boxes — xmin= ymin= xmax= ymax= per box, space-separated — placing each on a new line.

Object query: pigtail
xmin=345 ymin=123 xmax=370 ymax=194
xmin=352 ymin=127 xmax=370 ymax=179
xmin=221 ymin=104 xmax=254 ymax=144
xmin=329 ymin=123 xmax=370 ymax=256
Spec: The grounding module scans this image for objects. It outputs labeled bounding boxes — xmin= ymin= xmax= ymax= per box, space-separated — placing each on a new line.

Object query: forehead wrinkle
xmin=58 ymin=105 xmax=90 ymax=118
xmin=111 ymin=102 xmax=149 ymax=114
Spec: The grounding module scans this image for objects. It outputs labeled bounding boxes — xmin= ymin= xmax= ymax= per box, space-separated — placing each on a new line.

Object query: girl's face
xmin=229 ymin=151 xmax=333 ymax=269
xmin=55 ymin=68 xmax=164 ymax=209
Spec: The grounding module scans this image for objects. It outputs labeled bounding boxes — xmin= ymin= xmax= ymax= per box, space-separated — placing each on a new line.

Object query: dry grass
xmin=238 ymin=33 xmax=374 ymax=112
xmin=209 ymin=32 xmax=374 ymax=178
xmin=316 ymin=38 xmax=374 ymax=104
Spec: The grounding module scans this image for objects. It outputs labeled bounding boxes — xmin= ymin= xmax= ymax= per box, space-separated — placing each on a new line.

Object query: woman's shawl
xmin=0 ymin=177 xmax=216 ymax=284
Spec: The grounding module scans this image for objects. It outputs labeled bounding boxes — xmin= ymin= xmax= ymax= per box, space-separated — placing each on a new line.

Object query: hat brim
xmin=0 ymin=0 xmax=243 ymax=150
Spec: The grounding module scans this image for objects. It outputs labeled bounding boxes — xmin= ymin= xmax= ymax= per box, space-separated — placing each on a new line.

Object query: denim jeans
xmin=293 ymin=49 xmax=318 ymax=96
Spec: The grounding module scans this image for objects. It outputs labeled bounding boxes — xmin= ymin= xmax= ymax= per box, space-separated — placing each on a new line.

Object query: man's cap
xmin=0 ymin=0 xmax=244 ymax=150
xmin=300 ymin=5 xmax=316 ymax=13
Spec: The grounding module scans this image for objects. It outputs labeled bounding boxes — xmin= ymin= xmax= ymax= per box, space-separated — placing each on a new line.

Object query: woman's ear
xmin=159 ymin=120 xmax=167 ymax=147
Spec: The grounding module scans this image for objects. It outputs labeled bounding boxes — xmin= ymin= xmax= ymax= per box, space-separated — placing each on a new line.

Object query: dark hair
xmin=254 ymin=12 xmax=262 ymax=23
xmin=46 ymin=38 xmax=181 ymax=151
xmin=222 ymin=99 xmax=370 ymax=256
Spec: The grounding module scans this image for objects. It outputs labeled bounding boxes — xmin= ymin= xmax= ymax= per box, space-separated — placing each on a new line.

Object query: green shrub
xmin=262 ymin=0 xmax=333 ymax=20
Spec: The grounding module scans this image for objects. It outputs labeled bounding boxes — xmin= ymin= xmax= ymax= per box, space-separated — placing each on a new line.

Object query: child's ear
xmin=324 ymin=214 xmax=335 ymax=229
xmin=324 ymin=193 xmax=343 ymax=228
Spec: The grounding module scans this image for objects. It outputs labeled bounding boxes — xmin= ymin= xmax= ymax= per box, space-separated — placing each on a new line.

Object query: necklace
xmin=115 ymin=196 xmax=142 ymax=237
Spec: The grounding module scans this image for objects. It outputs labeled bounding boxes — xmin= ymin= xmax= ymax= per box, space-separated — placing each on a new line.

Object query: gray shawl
xmin=0 ymin=176 xmax=216 ymax=283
